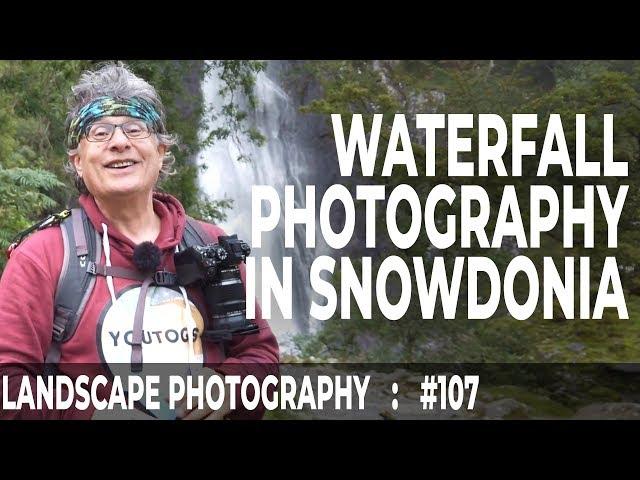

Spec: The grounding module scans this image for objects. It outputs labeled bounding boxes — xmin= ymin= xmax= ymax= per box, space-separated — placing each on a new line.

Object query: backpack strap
xmin=45 ymin=211 xmax=226 ymax=369
xmin=46 ymin=208 xmax=101 ymax=367
xmin=181 ymin=215 xmax=215 ymax=249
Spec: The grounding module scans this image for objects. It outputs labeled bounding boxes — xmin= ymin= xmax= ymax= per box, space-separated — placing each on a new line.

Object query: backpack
xmin=8 ymin=207 xmax=215 ymax=371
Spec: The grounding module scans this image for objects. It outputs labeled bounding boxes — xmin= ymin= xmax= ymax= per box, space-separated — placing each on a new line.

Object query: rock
xmin=390 ymin=344 xmax=405 ymax=359
xmin=379 ymin=410 xmax=397 ymax=420
xmin=478 ymin=391 xmax=494 ymax=402
xmin=484 ymin=398 xmax=530 ymax=419
xmin=408 ymin=374 xmax=426 ymax=385
xmin=416 ymin=339 xmax=443 ymax=355
xmin=384 ymin=368 xmax=410 ymax=382
xmin=355 ymin=333 xmax=380 ymax=352
xmin=405 ymin=390 xmax=424 ymax=401
xmin=573 ymin=403 xmax=640 ymax=419
xmin=467 ymin=401 xmax=486 ymax=418
xmin=567 ymin=342 xmax=586 ymax=353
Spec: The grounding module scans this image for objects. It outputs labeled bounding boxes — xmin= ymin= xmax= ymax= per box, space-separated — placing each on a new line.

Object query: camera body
xmin=174 ymin=235 xmax=258 ymax=341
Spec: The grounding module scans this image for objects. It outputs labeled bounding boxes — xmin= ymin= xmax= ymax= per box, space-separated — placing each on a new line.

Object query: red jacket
xmin=0 ymin=192 xmax=279 ymax=419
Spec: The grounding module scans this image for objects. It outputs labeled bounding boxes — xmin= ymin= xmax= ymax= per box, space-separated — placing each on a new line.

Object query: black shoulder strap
xmin=181 ymin=215 xmax=215 ymax=249
xmin=46 ymin=208 xmax=101 ymax=366
xmin=180 ymin=216 xmax=232 ymax=359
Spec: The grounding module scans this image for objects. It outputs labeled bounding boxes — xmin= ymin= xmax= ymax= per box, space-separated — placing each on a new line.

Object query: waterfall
xmin=197 ymin=61 xmax=338 ymax=344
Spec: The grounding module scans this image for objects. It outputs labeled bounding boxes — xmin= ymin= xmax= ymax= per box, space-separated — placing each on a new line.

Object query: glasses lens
xmin=85 ymin=121 xmax=151 ymax=142
xmin=87 ymin=123 xmax=114 ymax=142
xmin=123 ymin=121 xmax=150 ymax=138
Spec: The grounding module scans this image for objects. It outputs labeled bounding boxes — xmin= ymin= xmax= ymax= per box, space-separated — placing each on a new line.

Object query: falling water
xmin=197 ymin=61 xmax=339 ymax=343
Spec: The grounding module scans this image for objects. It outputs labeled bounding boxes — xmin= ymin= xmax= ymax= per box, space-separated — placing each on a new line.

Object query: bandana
xmin=66 ymin=96 xmax=164 ymax=149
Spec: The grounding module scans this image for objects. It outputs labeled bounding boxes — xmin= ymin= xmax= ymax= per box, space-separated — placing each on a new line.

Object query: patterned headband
xmin=66 ymin=96 xmax=164 ymax=149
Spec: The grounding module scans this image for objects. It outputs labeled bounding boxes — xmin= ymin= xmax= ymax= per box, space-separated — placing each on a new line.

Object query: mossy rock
xmin=584 ymin=385 xmax=623 ymax=402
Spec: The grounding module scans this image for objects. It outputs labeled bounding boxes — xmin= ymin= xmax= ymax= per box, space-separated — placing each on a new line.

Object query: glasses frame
xmin=83 ymin=120 xmax=153 ymax=143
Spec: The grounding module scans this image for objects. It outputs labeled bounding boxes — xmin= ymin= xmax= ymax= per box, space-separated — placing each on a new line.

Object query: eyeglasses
xmin=84 ymin=120 xmax=152 ymax=142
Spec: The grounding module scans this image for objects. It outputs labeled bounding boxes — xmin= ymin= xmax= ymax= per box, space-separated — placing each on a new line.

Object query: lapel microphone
xmin=132 ymin=241 xmax=161 ymax=273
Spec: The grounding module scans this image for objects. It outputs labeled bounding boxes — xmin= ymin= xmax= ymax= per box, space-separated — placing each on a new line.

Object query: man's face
xmin=70 ymin=116 xmax=166 ymax=200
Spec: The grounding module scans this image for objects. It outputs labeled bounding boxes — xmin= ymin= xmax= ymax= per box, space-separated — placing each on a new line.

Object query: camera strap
xmin=181 ymin=216 xmax=215 ymax=250
xmin=130 ymin=276 xmax=153 ymax=372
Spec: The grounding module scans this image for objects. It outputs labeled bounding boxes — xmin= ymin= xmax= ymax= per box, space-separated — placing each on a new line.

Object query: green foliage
xmin=201 ymin=61 xmax=267 ymax=163
xmin=0 ymin=60 xmax=90 ymax=270
xmin=0 ymin=167 xmax=65 ymax=263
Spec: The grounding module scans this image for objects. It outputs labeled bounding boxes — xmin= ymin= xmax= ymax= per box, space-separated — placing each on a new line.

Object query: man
xmin=0 ymin=62 xmax=279 ymax=419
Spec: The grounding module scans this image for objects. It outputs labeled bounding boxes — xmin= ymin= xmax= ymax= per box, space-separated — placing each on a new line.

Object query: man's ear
xmin=70 ymin=152 xmax=82 ymax=177
xmin=157 ymin=144 xmax=167 ymax=172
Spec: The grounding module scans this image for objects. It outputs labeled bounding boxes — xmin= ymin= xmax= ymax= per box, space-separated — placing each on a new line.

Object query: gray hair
xmin=64 ymin=62 xmax=178 ymax=194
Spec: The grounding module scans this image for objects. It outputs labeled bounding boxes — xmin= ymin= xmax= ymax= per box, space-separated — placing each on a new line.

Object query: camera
xmin=174 ymin=235 xmax=258 ymax=341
